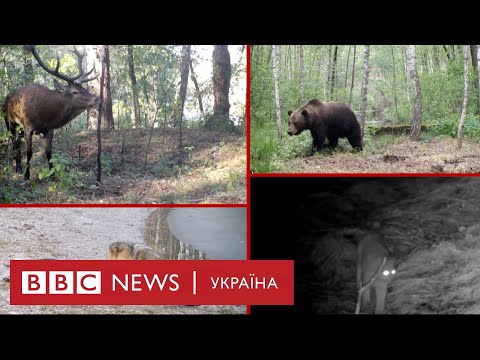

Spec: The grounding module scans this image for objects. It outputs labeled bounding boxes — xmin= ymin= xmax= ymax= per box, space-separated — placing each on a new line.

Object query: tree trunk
xmin=212 ymin=45 xmax=231 ymax=125
xmin=433 ymin=45 xmax=440 ymax=69
xmin=272 ymin=45 xmax=282 ymax=139
xmin=457 ymin=45 xmax=470 ymax=149
xmin=477 ymin=45 xmax=480 ymax=119
xmin=358 ymin=45 xmax=370 ymax=138
xmin=391 ymin=47 xmax=399 ymax=121
xmin=406 ymin=45 xmax=423 ymax=140
xmin=294 ymin=46 xmax=299 ymax=82
xmin=174 ymin=45 xmax=191 ymax=146
xmin=443 ymin=45 xmax=451 ymax=62
xmin=470 ymin=45 xmax=479 ymax=115
xmin=127 ymin=45 xmax=141 ymax=128
xmin=403 ymin=48 xmax=412 ymax=116
xmin=96 ymin=54 xmax=106 ymax=184
xmin=87 ymin=45 xmax=114 ymax=130
xmin=102 ymin=45 xmax=114 ymax=129
xmin=300 ymin=45 xmax=305 ymax=104
xmin=330 ymin=46 xmax=338 ymax=101
xmin=288 ymin=45 xmax=293 ymax=81
xmin=450 ymin=45 xmax=456 ymax=61
xmin=189 ymin=59 xmax=205 ymax=125
xmin=141 ymin=73 xmax=150 ymax=126
xmin=349 ymin=45 xmax=356 ymax=106
xmin=283 ymin=45 xmax=288 ymax=79
xmin=345 ymin=45 xmax=351 ymax=88
xmin=325 ymin=45 xmax=332 ymax=98
xmin=421 ymin=50 xmax=428 ymax=73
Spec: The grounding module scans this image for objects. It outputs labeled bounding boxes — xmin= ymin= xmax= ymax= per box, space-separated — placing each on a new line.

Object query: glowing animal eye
xmin=383 ymin=270 xmax=389 ymax=276
xmin=391 ymin=270 xmax=396 ymax=274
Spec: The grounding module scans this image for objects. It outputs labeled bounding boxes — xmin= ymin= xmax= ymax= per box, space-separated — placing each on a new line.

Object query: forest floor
xmin=0 ymin=207 xmax=245 ymax=314
xmin=0 ymin=128 xmax=246 ymax=204
xmin=264 ymin=134 xmax=480 ymax=174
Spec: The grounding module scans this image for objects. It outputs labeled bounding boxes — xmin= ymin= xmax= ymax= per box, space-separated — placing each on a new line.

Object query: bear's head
xmin=287 ymin=109 xmax=309 ymax=136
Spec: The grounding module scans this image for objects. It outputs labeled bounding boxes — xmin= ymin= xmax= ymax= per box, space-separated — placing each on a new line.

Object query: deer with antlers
xmin=2 ymin=45 xmax=99 ymax=180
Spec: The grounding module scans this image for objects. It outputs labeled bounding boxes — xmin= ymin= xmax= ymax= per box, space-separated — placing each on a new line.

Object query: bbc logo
xmin=22 ymin=271 xmax=101 ymax=294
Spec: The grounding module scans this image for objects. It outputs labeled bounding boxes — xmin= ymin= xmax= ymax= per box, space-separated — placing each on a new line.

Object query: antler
xmin=70 ymin=46 xmax=98 ymax=84
xmin=24 ymin=45 xmax=98 ymax=84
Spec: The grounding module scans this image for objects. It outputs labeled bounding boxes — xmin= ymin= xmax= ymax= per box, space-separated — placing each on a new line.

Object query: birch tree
xmin=358 ymin=45 xmax=370 ymax=137
xmin=330 ymin=45 xmax=338 ymax=101
xmin=300 ymin=45 xmax=305 ymax=104
xmin=349 ymin=45 xmax=356 ymax=106
xmin=477 ymin=45 xmax=480 ymax=116
xmin=272 ymin=45 xmax=282 ymax=139
xmin=391 ymin=47 xmax=399 ymax=120
xmin=406 ymin=45 xmax=422 ymax=140
xmin=345 ymin=45 xmax=351 ymax=88
xmin=457 ymin=45 xmax=470 ymax=149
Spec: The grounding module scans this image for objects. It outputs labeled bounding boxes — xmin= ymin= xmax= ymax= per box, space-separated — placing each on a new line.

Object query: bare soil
xmin=273 ymin=136 xmax=480 ymax=173
xmin=0 ymin=207 xmax=246 ymax=315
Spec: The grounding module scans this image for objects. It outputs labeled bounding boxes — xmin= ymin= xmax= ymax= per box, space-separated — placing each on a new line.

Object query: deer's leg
xmin=361 ymin=286 xmax=371 ymax=311
xmin=373 ymin=282 xmax=388 ymax=314
xmin=44 ymin=129 xmax=54 ymax=170
xmin=24 ymin=130 xmax=33 ymax=180
xmin=11 ymin=124 xmax=23 ymax=175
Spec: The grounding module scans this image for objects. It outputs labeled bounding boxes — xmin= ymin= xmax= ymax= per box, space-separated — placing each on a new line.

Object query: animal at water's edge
xmin=356 ymin=234 xmax=396 ymax=314
xmin=287 ymin=99 xmax=363 ymax=155
xmin=107 ymin=241 xmax=163 ymax=260
xmin=2 ymin=45 xmax=99 ymax=180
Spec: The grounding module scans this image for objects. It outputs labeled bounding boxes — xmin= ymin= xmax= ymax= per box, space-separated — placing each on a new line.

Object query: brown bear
xmin=287 ymin=99 xmax=363 ymax=154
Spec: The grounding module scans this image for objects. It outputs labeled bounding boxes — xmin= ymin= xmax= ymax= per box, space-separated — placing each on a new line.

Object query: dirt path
xmin=0 ymin=208 xmax=245 ymax=314
xmin=272 ymin=136 xmax=480 ymax=173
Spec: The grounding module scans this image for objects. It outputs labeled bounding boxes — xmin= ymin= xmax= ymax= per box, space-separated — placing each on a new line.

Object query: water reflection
xmin=144 ymin=209 xmax=207 ymax=260
xmin=144 ymin=208 xmax=246 ymax=260
xmin=167 ymin=208 xmax=246 ymax=260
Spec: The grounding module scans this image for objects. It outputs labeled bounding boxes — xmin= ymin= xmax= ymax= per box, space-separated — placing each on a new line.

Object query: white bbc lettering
xmin=76 ymin=271 xmax=101 ymax=294
xmin=22 ymin=271 xmax=46 ymax=294
xmin=21 ymin=271 xmax=101 ymax=295
xmin=49 ymin=271 xmax=74 ymax=294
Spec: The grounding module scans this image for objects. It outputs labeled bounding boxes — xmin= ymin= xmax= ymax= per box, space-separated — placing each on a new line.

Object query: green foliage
xmin=101 ymin=153 xmax=114 ymax=176
xmin=363 ymin=132 xmax=397 ymax=154
xmin=250 ymin=121 xmax=280 ymax=173
xmin=37 ymin=152 xmax=86 ymax=194
xmin=227 ymin=170 xmax=242 ymax=191
xmin=430 ymin=115 xmax=480 ymax=138
xmin=203 ymin=112 xmax=239 ymax=133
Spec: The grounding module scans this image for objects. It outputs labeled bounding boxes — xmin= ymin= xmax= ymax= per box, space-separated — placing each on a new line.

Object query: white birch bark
xmin=406 ymin=45 xmax=423 ymax=140
xmin=358 ymin=45 xmax=370 ymax=137
xmin=272 ymin=45 xmax=282 ymax=139
xmin=300 ymin=45 xmax=305 ymax=104
xmin=477 ymin=45 xmax=480 ymax=116
xmin=457 ymin=45 xmax=470 ymax=149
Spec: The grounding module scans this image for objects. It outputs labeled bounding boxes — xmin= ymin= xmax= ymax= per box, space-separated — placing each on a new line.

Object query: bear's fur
xmin=287 ymin=99 xmax=363 ymax=154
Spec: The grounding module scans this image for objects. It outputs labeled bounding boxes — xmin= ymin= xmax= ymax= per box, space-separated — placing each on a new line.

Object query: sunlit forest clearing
xmin=251 ymin=45 xmax=480 ymax=173
xmin=0 ymin=45 xmax=246 ymax=203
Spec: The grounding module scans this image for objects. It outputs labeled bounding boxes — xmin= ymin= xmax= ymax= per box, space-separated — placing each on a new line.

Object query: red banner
xmin=9 ymin=260 xmax=293 ymax=305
